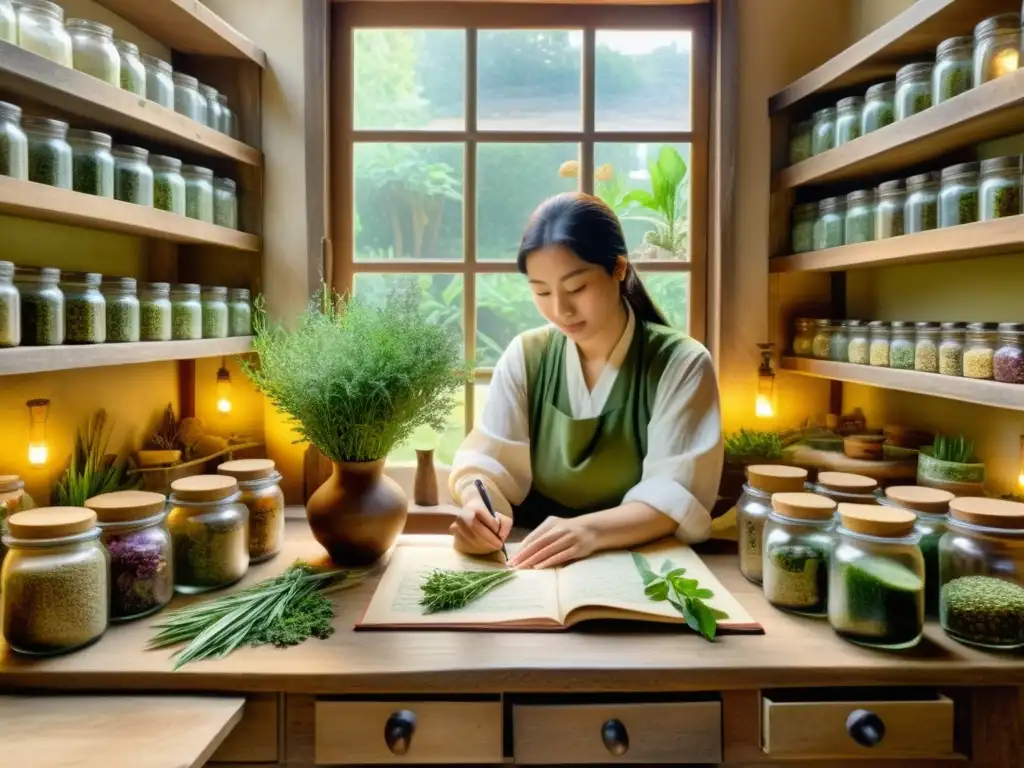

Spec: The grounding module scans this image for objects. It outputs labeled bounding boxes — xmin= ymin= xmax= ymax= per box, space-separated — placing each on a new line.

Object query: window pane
xmin=595 ymin=31 xmax=692 ymax=131
xmin=477 ymin=143 xmax=578 ymax=261
xmin=472 ymin=383 xmax=491 ymax=428
xmin=478 ymin=30 xmax=582 ymax=130
xmin=594 ymin=142 xmax=691 ymax=261
xmin=354 ymin=143 xmax=463 ymax=261
xmin=639 ymin=271 xmax=690 ymax=333
xmin=476 ymin=273 xmax=544 ymax=367
xmin=388 ymin=394 xmax=466 ymax=467
xmin=354 ymin=29 xmax=465 ymax=130
xmin=353 ymin=274 xmax=464 ymax=351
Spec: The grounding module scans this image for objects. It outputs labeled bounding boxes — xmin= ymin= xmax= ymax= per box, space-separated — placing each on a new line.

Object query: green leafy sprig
xmin=419 ymin=568 xmax=516 ymax=613
xmin=631 ymin=553 xmax=727 ymax=641
xmin=930 ymin=433 xmax=976 ymax=464
xmin=723 ymin=428 xmax=784 ymax=462
xmin=54 ymin=409 xmax=139 ymax=506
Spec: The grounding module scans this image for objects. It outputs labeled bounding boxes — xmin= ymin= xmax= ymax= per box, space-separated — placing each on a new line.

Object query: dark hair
xmin=516 ymin=192 xmax=669 ymax=327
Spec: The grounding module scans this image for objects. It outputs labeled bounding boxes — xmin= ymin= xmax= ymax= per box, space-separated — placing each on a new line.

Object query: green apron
xmin=513 ymin=321 xmax=681 ymax=529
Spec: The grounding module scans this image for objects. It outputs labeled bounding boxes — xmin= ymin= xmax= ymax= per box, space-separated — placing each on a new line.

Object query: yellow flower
xmin=595 ymin=163 xmax=614 ymax=182
xmin=558 ymin=160 xmax=579 ymax=178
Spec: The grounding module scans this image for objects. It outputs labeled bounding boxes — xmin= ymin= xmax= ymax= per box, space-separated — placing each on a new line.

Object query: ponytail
xmin=622 ymin=261 xmax=669 ymax=327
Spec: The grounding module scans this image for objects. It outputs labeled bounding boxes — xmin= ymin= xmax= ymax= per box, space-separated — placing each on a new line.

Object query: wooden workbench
xmin=1 ymin=519 xmax=1022 ymax=767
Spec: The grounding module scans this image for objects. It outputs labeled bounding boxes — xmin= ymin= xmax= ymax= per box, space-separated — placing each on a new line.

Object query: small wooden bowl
xmin=883 ymin=425 xmax=933 ymax=450
xmin=844 ymin=434 xmax=886 ymax=461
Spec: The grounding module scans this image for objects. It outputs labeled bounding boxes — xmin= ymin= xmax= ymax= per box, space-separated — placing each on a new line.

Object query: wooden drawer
xmin=208 ymin=694 xmax=279 ymax=763
xmin=512 ymin=701 xmax=722 ymax=764
xmin=314 ymin=700 xmax=502 ymax=764
xmin=761 ymin=692 xmax=956 ymax=760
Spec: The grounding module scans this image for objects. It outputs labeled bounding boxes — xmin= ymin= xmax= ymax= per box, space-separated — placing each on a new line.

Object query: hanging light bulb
xmin=26 ymin=398 xmax=50 ymax=466
xmin=216 ymin=359 xmax=232 ymax=414
xmin=756 ymin=343 xmax=776 ymax=419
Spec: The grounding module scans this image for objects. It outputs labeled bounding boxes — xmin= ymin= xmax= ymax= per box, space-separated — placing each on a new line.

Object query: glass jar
xmin=15 ymin=0 xmax=72 ymax=67
xmin=813 ymin=197 xmax=845 ymax=250
xmin=847 ymin=321 xmax=869 ymax=365
xmin=979 ymin=155 xmax=1021 ymax=220
xmin=812 ymin=319 xmax=832 ymax=360
xmin=811 ymin=106 xmax=835 ymax=156
xmin=994 ymin=323 xmax=1024 ymax=384
xmin=228 ymin=287 xmax=251 ymax=337
xmin=14 ymin=265 xmax=63 ymax=346
xmin=0 ymin=100 xmax=28 ymax=180
xmin=198 ymin=83 xmax=223 ymax=130
xmin=844 ymin=189 xmax=875 ymax=245
xmin=964 ymin=322 xmax=997 ymax=380
xmin=973 ymin=13 xmax=1021 ymax=87
xmin=0 ymin=0 xmax=13 ymax=43
xmin=141 ymin=54 xmax=174 ymax=109
xmin=829 ymin=321 xmax=851 ymax=363
xmin=890 ymin=322 xmax=915 ymax=370
xmin=939 ymin=322 xmax=966 ymax=377
xmin=61 ymin=271 xmax=105 ymax=344
xmin=0 ymin=475 xmax=36 ymax=516
xmin=875 ymin=179 xmax=905 ymax=240
xmin=113 ymin=39 xmax=145 ymax=96
xmin=895 ymin=62 xmax=933 ymax=120
xmin=790 ymin=202 xmax=816 ymax=254
xmin=792 ymin=317 xmax=815 ymax=357
xmin=66 ymin=18 xmax=119 ymax=87
xmin=113 ymin=144 xmax=154 ymax=207
xmin=905 ymin=172 xmax=940 ymax=233
xmin=182 ymin=164 xmax=214 ymax=222
xmin=869 ymin=321 xmax=890 ymax=367
xmin=140 ymin=281 xmax=171 ymax=341
xmin=213 ymin=177 xmax=238 ymax=229
xmin=835 ymin=96 xmax=862 ymax=146
xmin=23 ymin=116 xmax=71 ymax=189
xmin=788 ymin=119 xmax=812 ymax=165
xmin=201 ymin=285 xmax=228 ymax=339
xmin=877 ymin=486 xmax=953 ymax=617
xmin=0 ymin=259 xmax=19 ymax=348
xmin=150 ymin=154 xmax=185 ymax=215
xmin=68 ymin=128 xmax=113 ymax=198
xmin=215 ymin=93 xmax=236 ymax=138
xmin=102 ymin=276 xmax=139 ymax=343
xmin=829 ymin=503 xmax=924 ymax=649
xmin=914 ymin=321 xmax=940 ymax=373
xmin=85 ymin=490 xmax=172 ymax=621
xmin=167 ymin=475 xmax=249 ymax=594
xmin=810 ymin=472 xmax=878 ymax=506
xmin=173 ymin=72 xmax=207 ymax=124
xmin=1 ymin=507 xmax=109 ymax=656
xmin=171 ymin=283 xmax=202 ymax=340
xmin=217 ymin=459 xmax=285 ymax=563
xmin=934 ymin=36 xmax=974 ymax=104
xmin=939 ymin=497 xmax=1024 ymax=650
xmin=861 ymin=80 xmax=896 ymax=134
xmin=939 ymin=161 xmax=979 ymax=227
xmin=763 ymin=492 xmax=836 ymax=615
xmin=736 ymin=465 xmax=808 ymax=585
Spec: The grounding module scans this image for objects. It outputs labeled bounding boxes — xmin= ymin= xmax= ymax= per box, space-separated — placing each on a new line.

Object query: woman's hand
xmin=508 ymin=516 xmax=598 ymax=569
xmin=450 ymin=498 xmax=512 ymax=555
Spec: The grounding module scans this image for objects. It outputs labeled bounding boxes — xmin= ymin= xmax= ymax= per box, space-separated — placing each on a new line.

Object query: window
xmin=331 ymin=3 xmax=710 ymax=465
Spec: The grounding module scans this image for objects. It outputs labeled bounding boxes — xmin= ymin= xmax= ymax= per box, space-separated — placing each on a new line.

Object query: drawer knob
xmin=384 ymin=709 xmax=417 ymax=755
xmin=601 ymin=718 xmax=629 ymax=756
xmin=846 ymin=709 xmax=885 ymax=748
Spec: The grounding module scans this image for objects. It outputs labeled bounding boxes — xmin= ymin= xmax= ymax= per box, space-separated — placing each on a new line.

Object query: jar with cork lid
xmin=762 ymin=492 xmax=837 ymax=615
xmin=736 ymin=465 xmax=808 ymax=585
xmin=0 ymin=474 xmax=34 ymax=516
xmin=166 ymin=475 xmax=249 ymax=594
xmin=828 ymin=504 xmax=924 ymax=649
xmin=85 ymin=490 xmax=173 ymax=621
xmin=809 ymin=472 xmax=878 ymax=506
xmin=217 ymin=459 xmax=285 ymax=563
xmin=939 ymin=497 xmax=1024 ymax=650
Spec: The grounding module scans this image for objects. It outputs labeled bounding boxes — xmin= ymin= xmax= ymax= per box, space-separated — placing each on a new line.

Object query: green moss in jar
xmin=941 ymin=576 xmax=1024 ymax=647
xmin=19 ymin=294 xmax=61 ymax=346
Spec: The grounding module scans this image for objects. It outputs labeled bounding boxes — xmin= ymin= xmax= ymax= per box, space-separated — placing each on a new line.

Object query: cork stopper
xmin=817 ymin=472 xmax=878 ymax=494
xmin=170 ymin=474 xmax=238 ymax=503
xmin=6 ymin=507 xmax=97 ymax=539
xmin=884 ymin=486 xmax=953 ymax=515
xmin=747 ymin=465 xmax=807 ymax=495
xmin=217 ymin=458 xmax=276 ymax=482
xmin=771 ymin=492 xmax=837 ymax=521
xmin=949 ymin=497 xmax=1024 ymax=530
xmin=85 ymin=490 xmax=167 ymax=523
xmin=839 ymin=503 xmax=916 ymax=537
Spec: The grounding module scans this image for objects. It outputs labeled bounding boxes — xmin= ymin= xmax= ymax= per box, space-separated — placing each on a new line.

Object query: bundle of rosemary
xmin=419 ymin=568 xmax=516 ymax=613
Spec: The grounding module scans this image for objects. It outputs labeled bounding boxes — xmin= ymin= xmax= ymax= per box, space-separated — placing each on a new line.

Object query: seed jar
xmin=173 ymin=72 xmax=207 ymax=123
xmin=994 ymin=323 xmax=1024 ymax=384
xmin=844 ymin=189 xmax=875 ymax=245
xmin=861 ymin=81 xmax=896 ymax=134
xmin=68 ymin=128 xmax=114 ymax=198
xmin=113 ymin=145 xmax=154 ymax=207
xmin=228 ymin=287 xmax=252 ymax=336
xmin=150 ymin=154 xmax=186 ymax=215
xmin=763 ymin=492 xmax=836 ymax=616
xmin=939 ymin=322 xmax=966 ymax=377
xmin=979 ymin=155 xmax=1021 ymax=221
xmin=736 ymin=465 xmax=808 ymax=585
xmin=875 ymin=179 xmax=905 ymax=239
xmin=170 ymin=283 xmax=202 ymax=340
xmin=140 ymin=282 xmax=172 ymax=341
xmin=201 ymin=285 xmax=228 ymax=339
xmin=933 ymin=35 xmax=974 ymax=103
xmin=835 ymin=96 xmax=862 ymax=146
xmin=217 ymin=459 xmax=285 ymax=563
xmin=869 ymin=320 xmax=890 ymax=367
xmin=0 ymin=100 xmax=28 ymax=181
xmin=15 ymin=265 xmax=63 ymax=346
xmin=939 ymin=161 xmax=979 ymax=227
xmin=142 ymin=54 xmax=174 ymax=108
xmin=24 ymin=116 xmax=71 ymax=189
xmin=102 ymin=276 xmax=139 ymax=343
xmin=66 ymin=18 xmax=119 ymax=87
xmin=62 ymin=271 xmax=105 ymax=344
xmin=890 ymin=322 xmax=915 ymax=370
xmin=811 ymin=107 xmax=835 ymax=156
xmin=905 ymin=172 xmax=940 ymax=233
xmin=914 ymin=321 xmax=940 ymax=373
xmin=791 ymin=202 xmax=816 ymax=254
xmin=813 ymin=197 xmax=845 ymax=250
xmin=114 ymin=39 xmax=145 ymax=96
xmin=964 ymin=322 xmax=997 ymax=380
xmin=895 ymin=62 xmax=933 ymax=120
xmin=15 ymin=0 xmax=72 ymax=67
xmin=182 ymin=164 xmax=215 ymax=222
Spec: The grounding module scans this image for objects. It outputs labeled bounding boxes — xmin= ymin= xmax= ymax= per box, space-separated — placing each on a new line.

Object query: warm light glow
xmin=1018 ymin=473 xmax=1024 ymax=489
xmin=215 ymin=362 xmax=232 ymax=415
xmin=28 ymin=444 xmax=48 ymax=466
xmin=993 ymin=49 xmax=1019 ymax=78
xmin=755 ymin=393 xmax=776 ymax=419
xmin=217 ymin=398 xmax=233 ymax=414
xmin=26 ymin=398 xmax=50 ymax=467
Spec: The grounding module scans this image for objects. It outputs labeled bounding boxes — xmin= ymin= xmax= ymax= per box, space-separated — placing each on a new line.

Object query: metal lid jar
xmin=172 ymin=71 xmax=207 ymax=124
xmin=114 ymin=38 xmax=145 ymax=96
xmin=217 ymin=459 xmax=285 ymax=563
xmin=66 ymin=18 xmax=119 ymax=87
xmin=904 ymin=171 xmax=940 ymax=233
xmin=182 ymin=164 xmax=214 ymax=222
xmin=228 ymin=287 xmax=251 ymax=337
xmin=811 ymin=106 xmax=835 ymax=156
xmin=170 ymin=283 xmax=201 ymax=340
xmin=736 ymin=465 xmax=808 ymax=585
xmin=792 ymin=317 xmax=815 ymax=357
xmin=914 ymin=321 xmax=940 ymax=373
xmin=763 ymin=492 xmax=836 ymax=615
xmin=113 ymin=144 xmax=154 ymax=207
xmin=994 ymin=322 xmax=1024 ymax=384
xmin=141 ymin=54 xmax=174 ymax=109
xmin=150 ymin=154 xmax=186 ymax=215
xmin=811 ymin=318 xmax=832 ymax=360
xmin=973 ymin=13 xmax=1021 ymax=87
xmin=830 ymin=320 xmax=854 ymax=363
xmin=167 ymin=475 xmax=249 ymax=594
xmin=939 ymin=321 xmax=966 ymax=376
xmin=889 ymin=321 xmax=915 ymax=370
xmin=198 ymin=83 xmax=223 ymax=130
xmin=15 ymin=0 xmax=72 ymax=67
xmin=828 ymin=504 xmax=924 ymax=649
xmin=835 ymin=96 xmax=863 ymax=146
xmin=810 ymin=472 xmax=878 ymax=505
xmin=102 ymin=276 xmax=139 ymax=343
xmin=939 ymin=497 xmax=1024 ymax=650
xmin=875 ymin=179 xmax=905 ymax=239
xmin=1 ymin=507 xmax=109 ymax=655
xmin=939 ymin=161 xmax=979 ymax=227
xmin=0 ymin=100 xmax=28 ymax=181
xmin=861 ymin=80 xmax=895 ymax=134
xmin=213 ymin=176 xmax=238 ymax=229
xmin=68 ymin=128 xmax=113 ymax=198
xmin=85 ymin=490 xmax=172 ymax=621
xmin=788 ymin=119 xmax=812 ymax=165
xmin=61 ymin=271 xmax=105 ymax=344
xmin=14 ymin=265 xmax=63 ymax=345
xmin=790 ymin=202 xmax=816 ymax=255
xmin=813 ymin=197 xmax=845 ymax=250
xmin=140 ymin=281 xmax=171 ymax=341
xmin=895 ymin=62 xmax=933 ymax=120
xmin=847 ymin=321 xmax=870 ymax=365
xmin=844 ymin=189 xmax=875 ymax=245
xmin=215 ymin=93 xmax=237 ymax=138
xmin=0 ymin=259 xmax=19 ymax=348
xmin=933 ymin=35 xmax=974 ymax=104
xmin=201 ymin=285 xmax=228 ymax=339
xmin=23 ymin=116 xmax=71 ymax=189
xmin=979 ymin=155 xmax=1021 ymax=221
xmin=964 ymin=321 xmax=997 ymax=379
xmin=868 ymin=320 xmax=890 ymax=367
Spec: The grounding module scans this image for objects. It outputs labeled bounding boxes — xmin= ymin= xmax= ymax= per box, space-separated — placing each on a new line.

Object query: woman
xmin=448 ymin=192 xmax=724 ymax=569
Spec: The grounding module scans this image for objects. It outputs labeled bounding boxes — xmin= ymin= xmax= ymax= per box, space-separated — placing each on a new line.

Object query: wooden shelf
xmin=0 ymin=42 xmax=261 ymax=166
xmin=769 ymin=0 xmax=1021 ymax=114
xmin=770 ymin=214 xmax=1024 ymax=273
xmin=781 ymin=357 xmax=1024 ymax=411
xmin=0 ymin=337 xmax=253 ymax=376
xmin=775 ymin=69 xmax=1024 ymax=189
xmin=0 ymin=177 xmax=260 ymax=251
xmin=91 ymin=0 xmax=266 ymax=66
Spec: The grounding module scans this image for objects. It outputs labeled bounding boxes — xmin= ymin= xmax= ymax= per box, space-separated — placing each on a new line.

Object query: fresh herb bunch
xmin=419 ymin=568 xmax=516 ymax=613
xmin=724 ymin=428 xmax=784 ymax=462
xmin=930 ymin=433 xmax=976 ymax=464
xmin=632 ymin=553 xmax=727 ymax=641
xmin=53 ymin=409 xmax=140 ymax=506
xmin=242 ymin=283 xmax=471 ymax=462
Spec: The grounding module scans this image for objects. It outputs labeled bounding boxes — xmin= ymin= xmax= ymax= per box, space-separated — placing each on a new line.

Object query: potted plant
xmin=243 ymin=283 xmax=469 ymax=565
xmin=917 ymin=433 xmax=986 ymax=496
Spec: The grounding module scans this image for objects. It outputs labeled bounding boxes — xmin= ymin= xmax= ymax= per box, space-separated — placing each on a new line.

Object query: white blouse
xmin=449 ymin=306 xmax=725 ymax=543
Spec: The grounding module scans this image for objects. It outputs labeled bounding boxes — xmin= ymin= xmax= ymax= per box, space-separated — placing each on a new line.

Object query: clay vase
xmin=414 ymin=449 xmax=439 ymax=507
xmin=305 ymin=459 xmax=408 ymax=566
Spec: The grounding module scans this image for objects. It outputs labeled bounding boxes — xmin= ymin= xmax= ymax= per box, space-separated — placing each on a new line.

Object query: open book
xmin=357 ymin=537 xmax=762 ymax=632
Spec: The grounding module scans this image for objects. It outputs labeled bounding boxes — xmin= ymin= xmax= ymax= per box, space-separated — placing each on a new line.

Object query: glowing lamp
xmin=216 ymin=360 xmax=232 ymax=414
xmin=756 ymin=343 xmax=776 ymax=420
xmin=26 ymin=398 xmax=50 ymax=466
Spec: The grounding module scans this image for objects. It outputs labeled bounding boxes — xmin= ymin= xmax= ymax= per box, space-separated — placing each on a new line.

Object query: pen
xmin=474 ymin=478 xmax=509 ymax=562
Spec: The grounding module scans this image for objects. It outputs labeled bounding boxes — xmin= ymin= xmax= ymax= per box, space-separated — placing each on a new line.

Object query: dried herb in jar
xmin=764 ymin=543 xmax=828 ymax=612
xmin=891 ymin=344 xmax=915 ymax=369
xmin=913 ymin=92 xmax=932 ymax=113
xmin=141 ymin=300 xmax=170 ymax=341
xmin=106 ymin=529 xmax=173 ymax=619
xmin=106 ymin=300 xmax=139 ymax=343
xmin=938 ymin=67 xmax=969 ymax=101
xmin=837 ymin=557 xmax=923 ymax=646
xmin=171 ymin=303 xmax=201 ymax=340
xmin=249 ymin=494 xmax=284 ymax=560
xmin=20 ymin=293 xmax=61 ymax=346
xmin=957 ymin=191 xmax=978 ymax=224
xmin=66 ymin=297 xmax=104 ymax=344
xmin=942 ymin=576 xmax=1024 ymax=647
xmin=965 ymin=348 xmax=994 ymax=379
xmin=172 ymin=519 xmax=246 ymax=589
xmin=990 ymin=187 xmax=1020 ymax=219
